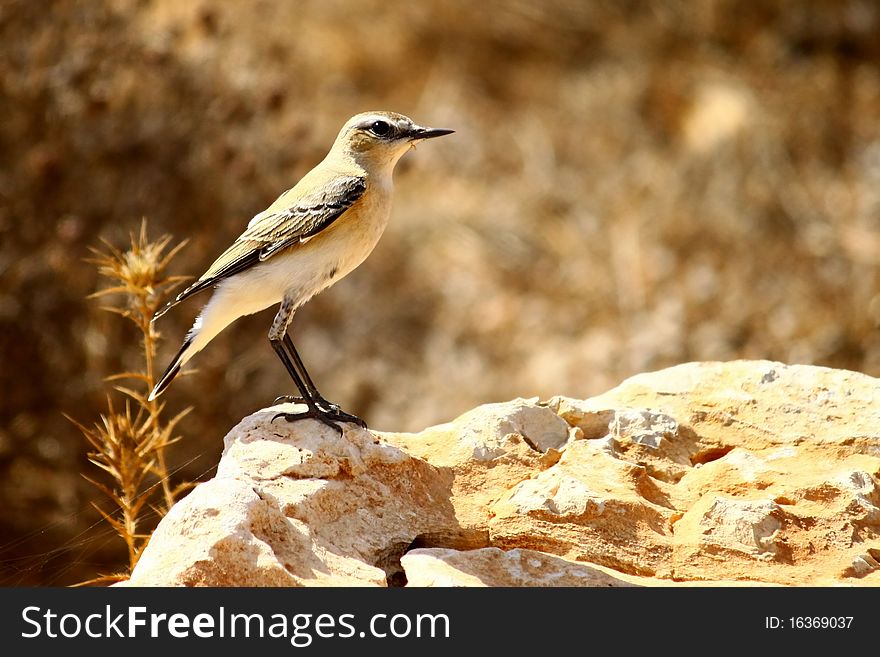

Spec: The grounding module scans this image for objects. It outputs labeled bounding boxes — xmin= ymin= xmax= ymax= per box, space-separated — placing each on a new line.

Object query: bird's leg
xmin=267 ymin=298 xmax=366 ymax=432
xmin=280 ymin=333 xmax=337 ymax=409
xmin=268 ymin=340 xmax=310 ymax=405
xmin=282 ymin=332 xmax=366 ymax=428
xmin=273 ymin=333 xmax=368 ymax=431
xmin=280 ymin=332 xmax=325 ymax=403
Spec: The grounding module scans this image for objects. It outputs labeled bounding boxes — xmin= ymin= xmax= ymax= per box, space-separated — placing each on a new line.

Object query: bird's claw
xmin=273 ymin=394 xmax=306 ymax=405
xmin=271 ymin=405 xmax=367 ymax=433
xmin=324 ymin=407 xmax=368 ymax=429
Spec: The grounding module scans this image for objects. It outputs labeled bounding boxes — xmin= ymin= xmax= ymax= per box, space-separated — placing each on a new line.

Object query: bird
xmin=147 ymin=111 xmax=453 ymax=432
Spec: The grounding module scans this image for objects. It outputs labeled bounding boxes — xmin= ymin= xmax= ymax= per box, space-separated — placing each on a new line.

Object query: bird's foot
xmin=312 ymin=396 xmax=367 ymax=428
xmin=273 ymin=394 xmax=343 ymax=412
xmin=321 ymin=406 xmax=368 ymax=429
xmin=312 ymin=395 xmax=343 ymax=413
xmin=272 ymin=404 xmax=367 ymax=433
xmin=272 ymin=395 xmax=363 ymax=424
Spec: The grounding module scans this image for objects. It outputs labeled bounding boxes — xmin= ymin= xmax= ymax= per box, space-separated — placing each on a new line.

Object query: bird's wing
xmin=153 ymin=174 xmax=366 ymax=320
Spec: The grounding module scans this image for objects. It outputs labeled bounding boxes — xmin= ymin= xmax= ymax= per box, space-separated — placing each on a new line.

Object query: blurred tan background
xmin=2 ymin=0 xmax=879 ymax=584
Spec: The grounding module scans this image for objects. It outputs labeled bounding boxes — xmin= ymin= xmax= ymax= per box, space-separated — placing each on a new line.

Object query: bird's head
xmin=332 ymin=111 xmax=453 ymax=172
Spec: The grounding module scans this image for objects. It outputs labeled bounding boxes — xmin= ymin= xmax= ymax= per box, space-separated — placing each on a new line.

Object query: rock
xmin=124 ymin=476 xmax=379 ymax=587
xmin=125 ymin=406 xmax=460 ymax=586
xmin=125 ymin=361 xmax=880 ymax=586
xmin=401 ymin=547 xmax=638 ymax=587
xmin=488 ymin=438 xmax=676 ymax=576
xmin=545 ymin=361 xmax=880 ymax=584
xmin=389 ymin=398 xmax=573 ymax=549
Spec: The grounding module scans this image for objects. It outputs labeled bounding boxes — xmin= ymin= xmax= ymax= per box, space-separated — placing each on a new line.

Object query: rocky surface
xmin=124 ymin=360 xmax=880 ymax=586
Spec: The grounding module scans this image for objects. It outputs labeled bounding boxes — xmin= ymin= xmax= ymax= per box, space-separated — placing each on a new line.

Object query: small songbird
xmin=148 ymin=111 xmax=453 ymax=431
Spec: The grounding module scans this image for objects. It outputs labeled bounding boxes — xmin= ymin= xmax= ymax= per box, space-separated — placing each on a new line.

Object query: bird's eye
xmin=369 ymin=120 xmax=391 ymax=137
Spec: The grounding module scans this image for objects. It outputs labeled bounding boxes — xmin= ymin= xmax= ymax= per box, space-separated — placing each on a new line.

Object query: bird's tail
xmin=148 ymin=282 xmax=252 ymax=401
xmin=148 ymin=333 xmax=195 ymax=401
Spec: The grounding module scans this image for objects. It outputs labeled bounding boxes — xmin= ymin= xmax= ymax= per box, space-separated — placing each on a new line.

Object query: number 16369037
xmin=765 ymin=617 xmax=854 ymax=629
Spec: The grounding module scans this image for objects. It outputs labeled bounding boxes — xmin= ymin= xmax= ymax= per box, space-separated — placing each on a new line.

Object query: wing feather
xmin=152 ymin=175 xmax=366 ymax=320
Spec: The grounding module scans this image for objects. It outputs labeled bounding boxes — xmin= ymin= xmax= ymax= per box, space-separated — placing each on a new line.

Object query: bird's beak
xmin=409 ymin=125 xmax=455 ymax=141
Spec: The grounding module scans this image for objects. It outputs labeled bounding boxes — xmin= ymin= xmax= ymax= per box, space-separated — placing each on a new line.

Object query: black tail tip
xmin=149 ymin=360 xmax=182 ymax=401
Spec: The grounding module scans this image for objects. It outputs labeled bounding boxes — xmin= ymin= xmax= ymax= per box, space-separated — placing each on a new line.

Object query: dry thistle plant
xmin=69 ymin=219 xmax=192 ymax=583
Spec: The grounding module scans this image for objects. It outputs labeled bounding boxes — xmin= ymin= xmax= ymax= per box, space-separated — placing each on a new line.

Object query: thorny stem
xmin=74 ymin=220 xmax=191 ymax=580
xmin=121 ymin=473 xmax=139 ymax=569
xmin=139 ymin=295 xmax=175 ymax=513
